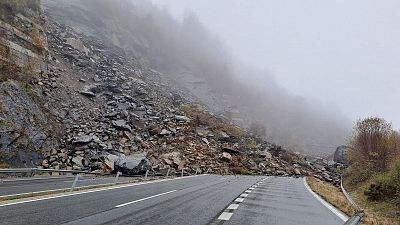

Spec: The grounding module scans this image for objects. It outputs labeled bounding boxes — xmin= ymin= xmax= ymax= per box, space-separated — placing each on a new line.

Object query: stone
xmin=112 ymin=120 xmax=132 ymax=131
xmin=65 ymin=38 xmax=90 ymax=55
xmin=105 ymin=111 xmax=119 ymax=118
xmin=222 ymin=152 xmax=232 ymax=162
xmin=174 ymin=115 xmax=190 ymax=122
xmin=72 ymin=156 xmax=84 ymax=167
xmin=104 ymin=153 xmax=119 ymax=171
xmin=160 ymin=129 xmax=172 ymax=135
xmin=72 ymin=135 xmax=93 ymax=145
xmin=202 ymin=138 xmax=209 ymax=145
xmin=114 ymin=152 xmax=150 ymax=175
xmin=79 ymin=90 xmax=96 ymax=98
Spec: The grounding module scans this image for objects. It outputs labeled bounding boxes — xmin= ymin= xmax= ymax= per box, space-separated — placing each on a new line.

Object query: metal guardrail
xmin=0 ymin=167 xmax=192 ymax=192
xmin=0 ymin=168 xmax=108 ymax=175
xmin=0 ymin=168 xmax=116 ymax=192
xmin=341 ymin=175 xmax=364 ymax=225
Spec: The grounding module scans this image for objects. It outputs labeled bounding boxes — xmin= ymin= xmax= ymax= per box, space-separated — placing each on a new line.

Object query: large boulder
xmin=114 ymin=152 xmax=150 ymax=175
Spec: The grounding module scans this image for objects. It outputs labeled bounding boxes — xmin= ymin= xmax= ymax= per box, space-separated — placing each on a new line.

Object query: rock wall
xmin=0 ymin=0 xmax=47 ymax=74
xmin=0 ymin=0 xmax=52 ymax=168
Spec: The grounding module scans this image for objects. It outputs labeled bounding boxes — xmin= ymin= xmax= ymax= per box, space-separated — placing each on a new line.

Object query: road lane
xmin=0 ymin=175 xmax=133 ymax=197
xmin=0 ymin=175 xmax=260 ymax=225
xmin=0 ymin=175 xmax=347 ymax=225
xmin=224 ymin=176 xmax=345 ymax=225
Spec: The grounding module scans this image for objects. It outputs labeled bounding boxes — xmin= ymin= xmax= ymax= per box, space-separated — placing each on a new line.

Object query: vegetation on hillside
xmin=345 ymin=117 xmax=400 ymax=222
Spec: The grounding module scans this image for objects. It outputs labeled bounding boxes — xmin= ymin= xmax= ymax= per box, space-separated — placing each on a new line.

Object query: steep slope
xmin=0 ymin=1 xmax=340 ymax=185
xmin=42 ymin=0 xmax=350 ymax=155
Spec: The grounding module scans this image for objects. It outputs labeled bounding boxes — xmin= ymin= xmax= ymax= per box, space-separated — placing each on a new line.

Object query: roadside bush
xmin=365 ymin=159 xmax=400 ymax=205
xmin=348 ymin=117 xmax=398 ymax=173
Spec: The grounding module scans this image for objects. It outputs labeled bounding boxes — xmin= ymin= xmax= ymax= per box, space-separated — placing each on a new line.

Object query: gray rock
xmin=104 ymin=153 xmax=119 ymax=171
xmin=222 ymin=152 xmax=232 ymax=162
xmin=72 ymin=135 xmax=93 ymax=145
xmin=114 ymin=152 xmax=150 ymax=175
xmin=72 ymin=156 xmax=84 ymax=167
xmin=112 ymin=120 xmax=132 ymax=131
xmin=202 ymin=138 xmax=209 ymax=145
xmin=174 ymin=115 xmax=190 ymax=122
xmin=79 ymin=90 xmax=96 ymax=98
xmin=160 ymin=129 xmax=172 ymax=135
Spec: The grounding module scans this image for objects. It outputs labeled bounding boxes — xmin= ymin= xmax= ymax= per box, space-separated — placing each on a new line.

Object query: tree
xmin=349 ymin=117 xmax=398 ymax=171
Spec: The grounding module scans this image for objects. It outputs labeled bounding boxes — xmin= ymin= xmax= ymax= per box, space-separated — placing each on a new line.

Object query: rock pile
xmin=1 ymin=9 xmax=340 ymax=182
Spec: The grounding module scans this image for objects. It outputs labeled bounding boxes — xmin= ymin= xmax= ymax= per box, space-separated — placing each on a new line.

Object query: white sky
xmin=151 ymin=0 xmax=400 ymax=129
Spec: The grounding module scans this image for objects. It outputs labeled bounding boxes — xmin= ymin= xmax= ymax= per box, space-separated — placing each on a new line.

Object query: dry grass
xmin=307 ymin=176 xmax=355 ymax=216
xmin=348 ymin=180 xmax=400 ymax=225
xmin=308 ymin=176 xmax=400 ymax=225
xmin=0 ymin=162 xmax=10 ymax=168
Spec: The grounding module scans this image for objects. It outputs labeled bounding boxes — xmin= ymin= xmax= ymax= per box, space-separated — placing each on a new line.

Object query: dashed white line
xmin=235 ymin=197 xmax=245 ymax=203
xmin=249 ymin=187 xmax=255 ymax=190
xmin=240 ymin=193 xmax=248 ymax=197
xmin=115 ymin=190 xmax=177 ymax=208
xmin=227 ymin=203 xmax=240 ymax=210
xmin=245 ymin=190 xmax=252 ymax=193
xmin=218 ymin=212 xmax=233 ymax=220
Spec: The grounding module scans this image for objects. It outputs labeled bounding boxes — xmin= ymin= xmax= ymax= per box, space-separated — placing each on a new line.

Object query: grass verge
xmin=307 ymin=176 xmax=400 ymax=225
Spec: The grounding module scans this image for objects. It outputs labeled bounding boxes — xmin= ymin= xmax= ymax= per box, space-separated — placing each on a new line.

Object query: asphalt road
xmin=0 ymin=175 xmax=133 ymax=196
xmin=0 ymin=175 xmax=346 ymax=225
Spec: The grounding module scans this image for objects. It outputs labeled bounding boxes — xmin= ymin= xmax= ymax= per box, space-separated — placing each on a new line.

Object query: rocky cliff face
xmin=0 ymin=0 xmax=55 ymax=168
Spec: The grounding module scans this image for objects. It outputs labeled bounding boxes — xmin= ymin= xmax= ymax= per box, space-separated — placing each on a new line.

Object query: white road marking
xmin=115 ymin=190 xmax=177 ymax=208
xmin=235 ymin=197 xmax=244 ymax=202
xmin=249 ymin=187 xmax=255 ymax=190
xmin=303 ymin=177 xmax=349 ymax=222
xmin=0 ymin=175 xmax=208 ymax=207
xmin=227 ymin=203 xmax=240 ymax=210
xmin=245 ymin=190 xmax=252 ymax=193
xmin=218 ymin=212 xmax=233 ymax=220
xmin=240 ymin=194 xmax=248 ymax=197
xmin=2 ymin=176 xmax=75 ymax=182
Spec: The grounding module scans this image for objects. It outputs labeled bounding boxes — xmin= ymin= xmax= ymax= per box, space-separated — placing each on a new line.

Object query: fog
xmin=150 ymin=0 xmax=400 ymax=129
xmin=46 ymin=0 xmax=400 ymax=154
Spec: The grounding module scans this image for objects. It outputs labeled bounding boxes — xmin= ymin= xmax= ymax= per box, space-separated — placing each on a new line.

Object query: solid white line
xmin=227 ymin=204 xmax=239 ymax=210
xmin=235 ymin=198 xmax=244 ymax=203
xmin=2 ymin=176 xmax=76 ymax=182
xmin=240 ymin=194 xmax=248 ymax=197
xmin=115 ymin=190 xmax=177 ymax=208
xmin=218 ymin=212 xmax=233 ymax=220
xmin=303 ymin=177 xmax=349 ymax=222
xmin=0 ymin=175 xmax=208 ymax=207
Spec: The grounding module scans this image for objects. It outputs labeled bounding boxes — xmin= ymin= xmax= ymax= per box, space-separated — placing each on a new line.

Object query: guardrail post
xmin=181 ymin=168 xmax=184 ymax=177
xmin=144 ymin=170 xmax=149 ymax=180
xmin=166 ymin=168 xmax=170 ymax=178
xmin=114 ymin=171 xmax=121 ymax=185
xmin=70 ymin=174 xmax=80 ymax=192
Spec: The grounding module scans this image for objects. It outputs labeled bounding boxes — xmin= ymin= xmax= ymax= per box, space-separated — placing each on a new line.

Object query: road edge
xmin=303 ymin=177 xmax=349 ymax=222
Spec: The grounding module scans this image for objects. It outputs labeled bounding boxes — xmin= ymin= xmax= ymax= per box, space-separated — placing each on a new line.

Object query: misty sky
xmin=151 ymin=0 xmax=400 ymax=129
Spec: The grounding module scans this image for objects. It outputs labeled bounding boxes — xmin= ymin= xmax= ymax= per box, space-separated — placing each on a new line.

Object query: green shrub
xmin=365 ymin=159 xmax=400 ymax=205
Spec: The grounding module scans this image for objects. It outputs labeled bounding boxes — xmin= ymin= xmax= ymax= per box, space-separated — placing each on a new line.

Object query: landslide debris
xmin=0 ymin=1 xmax=340 ymax=184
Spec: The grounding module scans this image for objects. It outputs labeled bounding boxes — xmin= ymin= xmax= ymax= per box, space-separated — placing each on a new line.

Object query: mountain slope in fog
xmin=43 ymin=0 xmax=351 ymax=154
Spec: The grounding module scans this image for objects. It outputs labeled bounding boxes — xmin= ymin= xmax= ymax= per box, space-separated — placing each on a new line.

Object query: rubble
xmin=0 ymin=3 xmax=341 ymax=181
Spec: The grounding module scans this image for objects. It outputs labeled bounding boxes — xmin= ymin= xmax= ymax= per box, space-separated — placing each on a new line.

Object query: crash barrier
xmin=0 ymin=167 xmax=192 ymax=192
xmin=341 ymin=175 xmax=364 ymax=225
